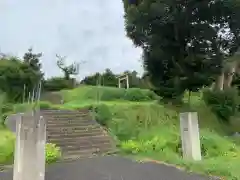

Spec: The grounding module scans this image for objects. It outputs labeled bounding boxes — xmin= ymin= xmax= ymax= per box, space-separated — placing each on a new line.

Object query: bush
xmin=2 ymin=103 xmax=13 ymax=114
xmin=13 ymin=103 xmax=33 ymax=113
xmin=0 ymin=131 xmax=61 ymax=165
xmin=39 ymin=101 xmax=52 ymax=109
xmin=200 ymin=130 xmax=239 ymax=158
xmin=203 ymin=88 xmax=240 ymax=123
xmin=94 ymin=104 xmax=112 ymax=126
xmin=0 ymin=130 xmax=15 ymax=164
xmin=45 ymin=143 xmax=61 ymax=164
xmin=124 ymin=88 xmax=157 ymax=101
xmin=43 ymin=77 xmax=73 ymax=92
xmin=1 ymin=111 xmax=13 ymax=125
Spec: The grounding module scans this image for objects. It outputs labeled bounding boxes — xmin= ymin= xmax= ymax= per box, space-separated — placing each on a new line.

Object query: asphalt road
xmin=0 ymin=156 xmax=218 ymax=180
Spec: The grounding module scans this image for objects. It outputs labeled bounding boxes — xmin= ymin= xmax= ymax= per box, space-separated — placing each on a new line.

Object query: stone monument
xmin=179 ymin=112 xmax=202 ymax=161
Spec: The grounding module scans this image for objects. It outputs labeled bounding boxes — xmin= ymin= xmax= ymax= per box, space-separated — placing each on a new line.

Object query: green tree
xmin=123 ymin=0 xmax=240 ymax=101
xmin=81 ymin=69 xmax=118 ymax=87
xmin=56 ymin=54 xmax=79 ymax=80
xmin=0 ymin=56 xmax=39 ymax=102
xmin=43 ymin=77 xmax=72 ymax=91
xmin=81 ymin=73 xmax=99 ymax=85
xmin=23 ymin=48 xmax=43 ymax=79
xmin=102 ymin=69 xmax=118 ymax=87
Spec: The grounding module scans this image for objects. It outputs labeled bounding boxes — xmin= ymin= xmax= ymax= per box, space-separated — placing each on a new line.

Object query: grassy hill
xmin=1 ymin=85 xmax=240 ymax=178
xmin=59 ymin=86 xmax=239 ymax=133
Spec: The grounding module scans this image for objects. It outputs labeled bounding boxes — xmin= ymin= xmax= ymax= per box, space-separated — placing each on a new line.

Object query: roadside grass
xmin=103 ymin=103 xmax=240 ymax=179
xmin=0 ymin=127 xmax=15 ymax=165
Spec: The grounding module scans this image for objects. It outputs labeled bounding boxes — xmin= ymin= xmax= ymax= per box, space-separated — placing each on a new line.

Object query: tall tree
xmin=123 ymin=0 xmax=240 ymax=101
xmin=23 ymin=48 xmax=43 ymax=79
xmin=0 ymin=56 xmax=39 ymax=102
xmin=56 ymin=54 xmax=79 ymax=80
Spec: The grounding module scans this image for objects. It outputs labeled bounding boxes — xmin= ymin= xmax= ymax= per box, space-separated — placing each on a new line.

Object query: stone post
xmin=126 ymin=75 xmax=129 ymax=89
xmin=36 ymin=115 xmax=46 ymax=180
xmin=13 ymin=111 xmax=46 ymax=180
xmin=13 ymin=114 xmax=23 ymax=180
xmin=179 ymin=112 xmax=201 ymax=161
xmin=118 ymin=78 xmax=121 ymax=88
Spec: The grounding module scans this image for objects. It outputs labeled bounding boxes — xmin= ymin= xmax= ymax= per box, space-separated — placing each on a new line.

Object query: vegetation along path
xmin=0 ymin=156 xmax=219 ymax=180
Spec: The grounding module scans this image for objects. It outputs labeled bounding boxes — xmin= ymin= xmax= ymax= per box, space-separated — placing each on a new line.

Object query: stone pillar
xmin=36 ymin=115 xmax=46 ymax=180
xmin=13 ymin=111 xmax=46 ymax=180
xmin=126 ymin=75 xmax=129 ymax=89
xmin=118 ymin=79 xmax=121 ymax=88
xmin=179 ymin=112 xmax=201 ymax=161
xmin=13 ymin=114 xmax=24 ymax=180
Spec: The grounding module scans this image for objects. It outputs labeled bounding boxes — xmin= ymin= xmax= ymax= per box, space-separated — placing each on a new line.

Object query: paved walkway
xmin=0 ymin=156 xmax=217 ymax=180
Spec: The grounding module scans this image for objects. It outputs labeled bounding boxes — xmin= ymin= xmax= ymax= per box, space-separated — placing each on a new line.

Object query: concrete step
xmin=47 ymin=121 xmax=96 ymax=129
xmin=47 ymin=121 xmax=94 ymax=126
xmin=47 ymin=132 xmax=104 ymax=139
xmin=62 ymin=151 xmax=94 ymax=160
xmin=46 ymin=125 xmax=100 ymax=131
xmin=42 ymin=111 xmax=90 ymax=115
xmin=43 ymin=114 xmax=90 ymax=119
xmin=50 ymin=137 xmax=112 ymax=147
xmin=57 ymin=143 xmax=112 ymax=152
xmin=61 ymin=147 xmax=113 ymax=160
xmin=62 ymin=146 xmax=113 ymax=157
xmin=47 ymin=134 xmax=111 ymax=142
xmin=47 ymin=128 xmax=102 ymax=135
xmin=42 ymin=108 xmax=88 ymax=111
xmin=42 ymin=109 xmax=90 ymax=113
xmin=46 ymin=117 xmax=93 ymax=122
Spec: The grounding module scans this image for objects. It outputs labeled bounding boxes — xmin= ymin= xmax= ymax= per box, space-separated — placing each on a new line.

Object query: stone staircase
xmin=41 ymin=109 xmax=115 ymax=160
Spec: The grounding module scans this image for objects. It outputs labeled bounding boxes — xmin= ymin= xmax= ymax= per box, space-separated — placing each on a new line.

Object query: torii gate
xmin=117 ymin=73 xmax=129 ymax=89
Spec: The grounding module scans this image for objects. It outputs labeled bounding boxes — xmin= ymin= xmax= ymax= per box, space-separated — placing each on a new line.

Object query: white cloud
xmin=0 ymin=0 xmax=143 ymax=80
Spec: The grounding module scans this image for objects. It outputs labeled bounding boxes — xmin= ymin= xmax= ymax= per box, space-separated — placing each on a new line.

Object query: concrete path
xmin=0 ymin=156 xmax=218 ymax=180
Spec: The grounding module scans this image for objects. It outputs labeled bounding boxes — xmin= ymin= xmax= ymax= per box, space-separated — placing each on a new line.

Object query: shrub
xmin=0 ymin=131 xmax=61 ymax=165
xmin=109 ymin=118 xmax=140 ymax=141
xmin=203 ymin=88 xmax=240 ymax=123
xmin=13 ymin=103 xmax=33 ymax=113
xmin=2 ymin=103 xmax=13 ymax=114
xmin=98 ymin=87 xmax=126 ymax=101
xmin=0 ymin=130 xmax=15 ymax=164
xmin=43 ymin=77 xmax=73 ymax=92
xmin=39 ymin=101 xmax=52 ymax=109
xmin=200 ymin=133 xmax=239 ymax=158
xmin=124 ymin=88 xmax=156 ymax=101
xmin=1 ymin=111 xmax=13 ymax=125
xmin=94 ymin=104 xmax=112 ymax=126
xmin=45 ymin=143 xmax=61 ymax=164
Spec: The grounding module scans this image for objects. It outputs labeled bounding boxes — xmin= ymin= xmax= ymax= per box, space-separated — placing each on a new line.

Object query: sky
xmin=0 ymin=0 xmax=143 ymax=80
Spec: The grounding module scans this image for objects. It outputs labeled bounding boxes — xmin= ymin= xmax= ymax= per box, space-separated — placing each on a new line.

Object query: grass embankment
xmin=59 ymin=86 xmax=240 ymax=179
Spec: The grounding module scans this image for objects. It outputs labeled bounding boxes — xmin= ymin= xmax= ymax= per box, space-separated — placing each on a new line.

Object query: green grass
xmin=101 ymin=102 xmax=240 ymax=179
xmin=0 ymin=127 xmax=15 ymax=165
xmin=0 ymin=126 xmax=61 ymax=165
xmin=60 ymin=85 xmax=158 ymax=102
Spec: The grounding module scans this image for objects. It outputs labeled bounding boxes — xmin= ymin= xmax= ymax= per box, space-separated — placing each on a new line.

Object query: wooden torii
xmin=117 ymin=73 xmax=129 ymax=89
